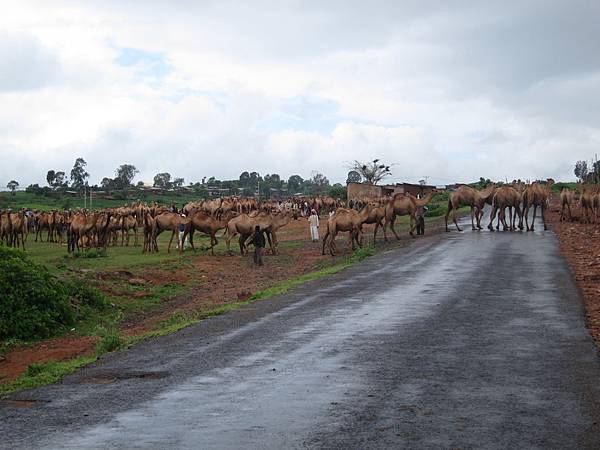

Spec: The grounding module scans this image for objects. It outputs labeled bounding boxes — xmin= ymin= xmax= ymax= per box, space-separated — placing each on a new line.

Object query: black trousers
xmin=254 ymin=247 xmax=264 ymax=265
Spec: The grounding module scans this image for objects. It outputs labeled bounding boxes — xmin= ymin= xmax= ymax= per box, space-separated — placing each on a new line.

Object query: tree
xmin=287 ymin=175 xmax=304 ymax=194
xmin=329 ymin=183 xmax=347 ymax=200
xmin=46 ymin=170 xmax=56 ymax=187
xmin=306 ymin=172 xmax=330 ymax=195
xmin=114 ymin=164 xmax=139 ymax=189
xmin=239 ymin=171 xmax=250 ymax=188
xmin=53 ymin=171 xmax=67 ymax=189
xmin=347 ymin=159 xmax=391 ymax=185
xmin=172 ymin=177 xmax=184 ymax=188
xmin=7 ymin=180 xmax=19 ymax=195
xmin=70 ymin=158 xmax=89 ymax=189
xmin=574 ymin=160 xmax=588 ymax=182
xmin=100 ymin=177 xmax=114 ymax=189
xmin=153 ymin=172 xmax=172 ymax=188
xmin=346 ymin=170 xmax=362 ymax=184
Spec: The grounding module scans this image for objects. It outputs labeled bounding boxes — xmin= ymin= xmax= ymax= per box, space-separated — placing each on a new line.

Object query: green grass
xmin=0 ymin=191 xmax=201 ymax=212
xmin=0 ymin=356 xmax=97 ymax=396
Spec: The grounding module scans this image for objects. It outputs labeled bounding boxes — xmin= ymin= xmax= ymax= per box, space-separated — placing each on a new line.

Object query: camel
xmin=180 ymin=210 xmax=237 ymax=255
xmin=9 ymin=212 xmax=27 ymax=250
xmin=225 ymin=211 xmax=293 ymax=256
xmin=487 ymin=186 xmax=522 ymax=231
xmin=445 ymin=184 xmax=496 ymax=232
xmin=68 ymin=212 xmax=110 ymax=253
xmin=593 ymin=189 xmax=600 ymax=223
xmin=359 ymin=203 xmax=386 ymax=242
xmin=580 ymin=186 xmax=594 ymax=224
xmin=142 ymin=210 xmax=158 ymax=253
xmin=384 ymin=190 xmax=437 ymax=240
xmin=559 ymin=187 xmax=575 ymax=222
xmin=35 ymin=211 xmax=56 ymax=242
xmin=321 ymin=206 xmax=372 ymax=256
xmin=522 ymin=181 xmax=553 ymax=231
xmin=0 ymin=211 xmax=12 ymax=245
xmin=121 ymin=214 xmax=138 ymax=246
xmin=152 ymin=212 xmax=187 ymax=253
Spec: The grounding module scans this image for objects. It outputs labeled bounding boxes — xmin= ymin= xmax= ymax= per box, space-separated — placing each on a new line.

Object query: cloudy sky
xmin=1 ymin=0 xmax=599 ymax=188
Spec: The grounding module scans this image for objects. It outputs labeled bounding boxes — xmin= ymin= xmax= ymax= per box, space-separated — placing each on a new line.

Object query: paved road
xmin=2 ymin=218 xmax=600 ymax=449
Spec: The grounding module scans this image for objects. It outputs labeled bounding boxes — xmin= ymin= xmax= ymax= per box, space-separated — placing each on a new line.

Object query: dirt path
xmin=546 ymin=198 xmax=600 ymax=343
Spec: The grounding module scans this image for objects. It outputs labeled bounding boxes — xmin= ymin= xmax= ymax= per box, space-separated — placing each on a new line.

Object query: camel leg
xmin=541 ymin=203 xmax=547 ymax=230
xmin=531 ymin=205 xmax=537 ymax=231
xmin=409 ymin=214 xmax=416 ymax=237
xmin=321 ymin=229 xmax=330 ymax=255
xmin=445 ymin=205 xmax=451 ymax=232
xmin=330 ymin=230 xmax=338 ymax=256
xmin=487 ymin=206 xmax=497 ymax=231
xmin=470 ymin=206 xmax=476 ymax=231
xmin=452 ymin=204 xmax=462 ymax=232
xmin=167 ymin=230 xmax=176 ymax=253
xmin=389 ymin=217 xmax=401 ymax=240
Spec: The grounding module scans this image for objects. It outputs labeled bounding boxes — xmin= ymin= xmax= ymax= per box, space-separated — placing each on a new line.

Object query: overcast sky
xmin=1 ymin=0 xmax=599 ymax=188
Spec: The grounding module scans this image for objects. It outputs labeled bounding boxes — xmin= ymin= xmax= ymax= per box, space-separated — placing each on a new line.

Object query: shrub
xmin=96 ymin=333 xmax=124 ymax=354
xmin=63 ymin=279 xmax=107 ymax=310
xmin=0 ymin=247 xmax=74 ymax=340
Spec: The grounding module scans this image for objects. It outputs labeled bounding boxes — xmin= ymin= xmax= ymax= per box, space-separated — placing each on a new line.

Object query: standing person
xmin=252 ymin=225 xmax=265 ymax=266
xmin=308 ymin=209 xmax=320 ymax=242
xmin=178 ymin=214 xmax=187 ymax=250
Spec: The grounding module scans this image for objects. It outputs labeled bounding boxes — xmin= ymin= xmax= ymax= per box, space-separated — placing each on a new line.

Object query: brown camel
xmin=181 ymin=210 xmax=237 ymax=255
xmin=559 ymin=187 xmax=575 ymax=221
xmin=580 ymin=186 xmax=594 ymax=224
xmin=152 ymin=212 xmax=187 ymax=253
xmin=384 ymin=190 xmax=437 ymax=240
xmin=446 ymin=184 xmax=496 ymax=232
xmin=8 ymin=212 xmax=27 ymax=249
xmin=487 ymin=187 xmax=522 ymax=231
xmin=359 ymin=203 xmax=386 ymax=242
xmin=592 ymin=189 xmax=600 ymax=223
xmin=68 ymin=212 xmax=111 ymax=252
xmin=321 ymin=205 xmax=372 ymax=256
xmin=0 ymin=210 xmax=13 ymax=245
xmin=522 ymin=181 xmax=552 ymax=231
xmin=225 ymin=211 xmax=293 ymax=255
xmin=121 ymin=214 xmax=138 ymax=246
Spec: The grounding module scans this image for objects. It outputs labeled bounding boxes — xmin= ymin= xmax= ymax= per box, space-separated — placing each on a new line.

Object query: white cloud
xmin=1 ymin=0 xmax=599 ymax=189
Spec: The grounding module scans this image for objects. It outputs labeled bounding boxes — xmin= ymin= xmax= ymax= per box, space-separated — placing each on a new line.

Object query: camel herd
xmin=3 ymin=181 xmax=598 ymax=259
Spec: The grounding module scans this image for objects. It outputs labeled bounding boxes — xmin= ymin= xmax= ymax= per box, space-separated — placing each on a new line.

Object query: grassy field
xmin=0 ymin=191 xmax=200 ymax=211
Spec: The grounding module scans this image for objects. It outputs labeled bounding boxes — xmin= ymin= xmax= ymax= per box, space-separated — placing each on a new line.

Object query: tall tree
xmin=46 ymin=170 xmax=56 ymax=187
xmin=574 ymin=160 xmax=588 ymax=182
xmin=53 ymin=171 xmax=67 ymax=189
xmin=153 ymin=172 xmax=172 ymax=188
xmin=239 ymin=171 xmax=250 ymax=188
xmin=70 ymin=158 xmax=89 ymax=189
xmin=347 ymin=159 xmax=391 ymax=185
xmin=172 ymin=177 xmax=184 ymax=188
xmin=307 ymin=172 xmax=330 ymax=194
xmin=114 ymin=164 xmax=139 ymax=189
xmin=287 ymin=175 xmax=304 ymax=194
xmin=7 ymin=180 xmax=19 ymax=195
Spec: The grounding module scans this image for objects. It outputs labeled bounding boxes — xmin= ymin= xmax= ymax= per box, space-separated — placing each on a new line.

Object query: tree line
xmin=10 ymin=157 xmax=347 ymax=199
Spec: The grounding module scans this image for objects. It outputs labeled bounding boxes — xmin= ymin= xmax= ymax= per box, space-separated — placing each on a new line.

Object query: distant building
xmin=346 ymin=182 xmax=439 ymax=201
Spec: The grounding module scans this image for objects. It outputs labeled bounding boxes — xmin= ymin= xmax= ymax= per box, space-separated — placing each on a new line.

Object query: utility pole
xmin=90 ymin=187 xmax=92 ymax=209
xmin=422 ymin=175 xmax=430 ymax=185
xmin=84 ymin=184 xmax=87 ymax=209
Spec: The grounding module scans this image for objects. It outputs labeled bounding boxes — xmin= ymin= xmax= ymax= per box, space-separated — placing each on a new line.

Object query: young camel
xmin=487 ymin=186 xmax=523 ymax=231
xmin=445 ymin=184 xmax=496 ymax=232
xmin=9 ymin=212 xmax=27 ymax=250
xmin=384 ymin=190 xmax=437 ymax=240
xmin=321 ymin=206 xmax=371 ymax=256
xmin=559 ymin=187 xmax=575 ymax=222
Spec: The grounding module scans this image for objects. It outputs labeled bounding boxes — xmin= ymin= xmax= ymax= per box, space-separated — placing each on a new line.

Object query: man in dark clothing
xmin=252 ymin=225 xmax=265 ymax=266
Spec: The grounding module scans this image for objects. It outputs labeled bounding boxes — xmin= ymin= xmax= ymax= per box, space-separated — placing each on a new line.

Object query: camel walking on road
xmin=445 ymin=184 xmax=496 ymax=232
xmin=384 ymin=190 xmax=437 ymax=240
xmin=487 ymin=187 xmax=523 ymax=231
xmin=522 ymin=181 xmax=553 ymax=231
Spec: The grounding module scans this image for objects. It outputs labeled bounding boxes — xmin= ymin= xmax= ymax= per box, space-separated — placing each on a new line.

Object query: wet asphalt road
xmin=2 ymin=216 xmax=600 ymax=449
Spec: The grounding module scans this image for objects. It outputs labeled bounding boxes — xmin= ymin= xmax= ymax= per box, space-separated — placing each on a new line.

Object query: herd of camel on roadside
xmin=1 ymin=180 xmax=598 ymax=257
